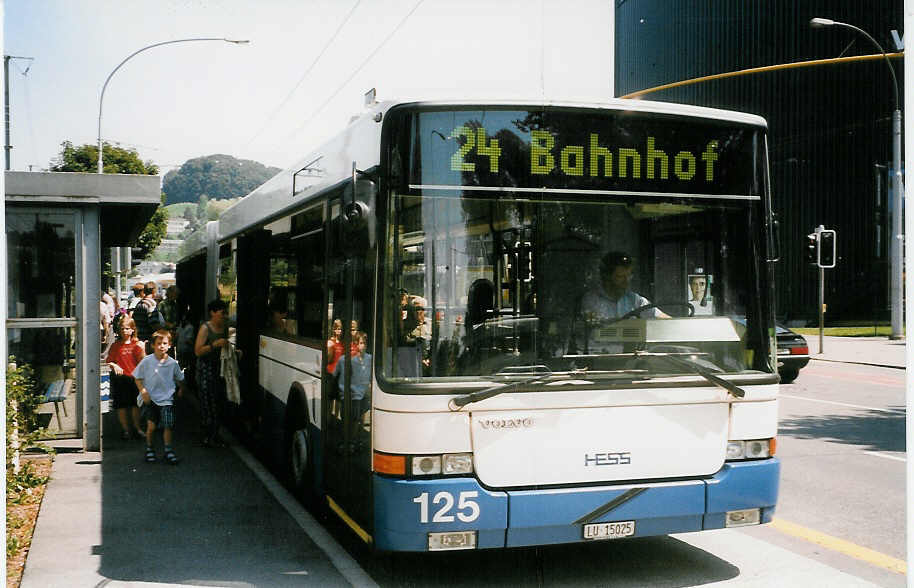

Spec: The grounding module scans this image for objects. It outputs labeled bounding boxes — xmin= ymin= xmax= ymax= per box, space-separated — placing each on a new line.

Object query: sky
xmin=3 ymin=0 xmax=613 ymax=175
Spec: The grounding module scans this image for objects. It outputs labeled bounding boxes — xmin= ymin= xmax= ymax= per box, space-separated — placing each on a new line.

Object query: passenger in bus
xmin=404 ymin=296 xmax=431 ymax=370
xmin=581 ymin=251 xmax=670 ymax=321
xmin=391 ymin=293 xmax=424 ymax=377
xmin=267 ymin=291 xmax=293 ymax=336
xmin=326 ymin=319 xmax=344 ymax=374
xmin=194 ymin=298 xmax=230 ymax=448
xmin=336 ymin=331 xmax=372 ymax=447
xmin=349 ymin=320 xmax=360 ymax=355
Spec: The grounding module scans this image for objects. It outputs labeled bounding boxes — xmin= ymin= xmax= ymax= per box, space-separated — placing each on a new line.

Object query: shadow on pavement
xmin=96 ymin=397 xmax=348 ymax=586
xmin=779 ymin=407 xmax=906 ymax=453
xmin=355 ymin=534 xmax=740 ymax=587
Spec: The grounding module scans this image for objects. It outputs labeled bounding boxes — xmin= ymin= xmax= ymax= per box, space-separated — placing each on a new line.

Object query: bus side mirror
xmin=341 ymin=172 xmax=377 ymax=255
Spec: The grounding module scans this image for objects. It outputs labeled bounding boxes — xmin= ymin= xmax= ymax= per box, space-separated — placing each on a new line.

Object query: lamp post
xmin=97 ymin=37 xmax=249 ymax=174
xmin=810 ymin=18 xmax=904 ymax=339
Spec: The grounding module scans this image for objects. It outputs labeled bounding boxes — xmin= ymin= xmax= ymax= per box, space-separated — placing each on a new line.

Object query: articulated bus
xmin=177 ymin=97 xmax=780 ymax=552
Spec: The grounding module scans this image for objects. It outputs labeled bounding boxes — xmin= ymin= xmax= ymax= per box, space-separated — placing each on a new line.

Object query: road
xmin=314 ymin=359 xmax=907 ymax=587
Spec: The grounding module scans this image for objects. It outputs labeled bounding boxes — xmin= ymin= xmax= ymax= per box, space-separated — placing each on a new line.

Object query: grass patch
xmin=791 ymin=326 xmax=901 ymax=337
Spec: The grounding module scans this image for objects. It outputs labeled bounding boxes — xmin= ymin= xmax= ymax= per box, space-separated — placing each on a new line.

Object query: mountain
xmin=162 ymin=154 xmax=281 ymax=205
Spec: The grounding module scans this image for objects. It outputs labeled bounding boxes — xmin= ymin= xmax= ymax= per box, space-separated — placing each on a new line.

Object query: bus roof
xmin=378 ymin=97 xmax=768 ymax=128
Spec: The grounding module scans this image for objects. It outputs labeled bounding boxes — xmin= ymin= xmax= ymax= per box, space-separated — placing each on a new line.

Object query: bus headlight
xmin=726 ymin=438 xmax=775 ymax=461
xmin=411 ymin=455 xmax=442 ymax=476
xmin=409 ymin=453 xmax=474 ymax=476
xmin=443 ymin=453 xmax=473 ymax=474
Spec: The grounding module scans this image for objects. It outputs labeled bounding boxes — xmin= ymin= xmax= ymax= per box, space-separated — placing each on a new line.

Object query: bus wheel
xmin=287 ymin=411 xmax=317 ymax=508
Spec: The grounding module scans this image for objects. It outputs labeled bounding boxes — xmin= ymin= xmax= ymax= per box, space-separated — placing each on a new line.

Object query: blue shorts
xmin=141 ymin=403 xmax=175 ymax=429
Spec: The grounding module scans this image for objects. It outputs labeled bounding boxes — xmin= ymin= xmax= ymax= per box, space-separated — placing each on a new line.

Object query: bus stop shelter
xmin=5 ymin=171 xmax=161 ymax=451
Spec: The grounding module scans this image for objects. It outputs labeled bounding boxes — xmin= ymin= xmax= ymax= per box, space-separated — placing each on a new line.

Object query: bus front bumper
xmin=373 ymin=458 xmax=779 ymax=552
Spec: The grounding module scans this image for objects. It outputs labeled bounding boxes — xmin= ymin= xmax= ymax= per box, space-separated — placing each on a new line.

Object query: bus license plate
xmin=583 ymin=521 xmax=635 ymax=540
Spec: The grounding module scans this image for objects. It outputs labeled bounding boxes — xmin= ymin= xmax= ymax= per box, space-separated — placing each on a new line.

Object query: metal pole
xmin=819 ymin=265 xmax=825 ymax=354
xmin=890 ymin=109 xmax=904 ymax=339
xmin=97 ymin=38 xmax=249 ymax=174
xmin=4 ymin=55 xmax=10 ymax=171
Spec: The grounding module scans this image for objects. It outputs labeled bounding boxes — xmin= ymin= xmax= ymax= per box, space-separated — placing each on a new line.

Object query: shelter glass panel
xmin=6 ymin=211 xmax=77 ymax=319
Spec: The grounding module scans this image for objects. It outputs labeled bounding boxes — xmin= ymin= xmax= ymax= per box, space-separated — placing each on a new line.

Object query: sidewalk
xmin=20 ymin=399 xmax=371 ymax=588
xmin=808 ymin=335 xmax=906 ymax=369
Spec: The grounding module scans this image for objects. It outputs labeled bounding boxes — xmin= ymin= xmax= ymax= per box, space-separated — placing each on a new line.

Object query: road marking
xmin=770 ymin=518 xmax=907 ymax=575
xmin=780 ymin=393 xmax=903 ymax=414
xmin=862 ymin=450 xmax=907 ymax=462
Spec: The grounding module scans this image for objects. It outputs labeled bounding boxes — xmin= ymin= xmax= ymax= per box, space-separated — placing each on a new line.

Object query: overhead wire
xmin=242 ymin=0 xmax=362 ymax=150
xmin=279 ymin=0 xmax=425 ymax=147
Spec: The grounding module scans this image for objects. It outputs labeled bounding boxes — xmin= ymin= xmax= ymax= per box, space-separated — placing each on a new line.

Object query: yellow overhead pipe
xmin=620 ymin=52 xmax=904 ymax=99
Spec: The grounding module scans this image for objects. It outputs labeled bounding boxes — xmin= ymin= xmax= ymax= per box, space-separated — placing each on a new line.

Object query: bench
xmin=42 ymin=379 xmax=72 ymax=427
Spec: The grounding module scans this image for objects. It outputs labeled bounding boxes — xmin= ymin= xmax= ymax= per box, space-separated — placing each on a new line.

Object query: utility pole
xmin=3 ymin=54 xmax=33 ymax=171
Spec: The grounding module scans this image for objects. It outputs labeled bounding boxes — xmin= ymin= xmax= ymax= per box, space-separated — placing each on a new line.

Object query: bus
xmin=178 ymin=97 xmax=780 ymax=552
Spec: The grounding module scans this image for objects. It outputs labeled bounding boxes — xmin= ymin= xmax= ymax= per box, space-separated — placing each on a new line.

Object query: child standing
xmin=103 ymin=317 xmax=146 ymax=440
xmin=134 ymin=329 xmax=185 ymax=464
xmin=335 ymin=331 xmax=372 ymax=451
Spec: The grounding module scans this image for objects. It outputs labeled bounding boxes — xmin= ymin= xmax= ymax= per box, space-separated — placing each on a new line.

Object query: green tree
xmin=49 ymin=142 xmax=167 ymax=259
xmin=50 ymin=141 xmax=159 ymax=175
xmin=162 ymin=153 xmax=280 ymax=205
xmin=196 ymin=194 xmax=209 ymax=221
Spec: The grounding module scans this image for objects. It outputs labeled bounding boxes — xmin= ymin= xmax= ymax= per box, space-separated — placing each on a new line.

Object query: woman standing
xmin=194 ymin=299 xmax=230 ymax=447
xmin=104 ymin=317 xmax=146 ymax=440
xmin=326 ymin=318 xmax=344 ymax=374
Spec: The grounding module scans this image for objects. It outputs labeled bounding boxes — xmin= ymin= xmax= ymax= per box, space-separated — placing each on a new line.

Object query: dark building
xmin=615 ymin=1 xmax=904 ymax=325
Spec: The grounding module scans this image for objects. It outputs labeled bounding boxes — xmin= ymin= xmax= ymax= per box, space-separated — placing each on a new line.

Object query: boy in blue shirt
xmin=336 ymin=331 xmax=372 ymax=451
xmin=134 ymin=329 xmax=185 ymax=464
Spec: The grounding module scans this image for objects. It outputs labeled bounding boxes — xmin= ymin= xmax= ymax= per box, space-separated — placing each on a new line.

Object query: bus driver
xmin=581 ymin=251 xmax=670 ymax=321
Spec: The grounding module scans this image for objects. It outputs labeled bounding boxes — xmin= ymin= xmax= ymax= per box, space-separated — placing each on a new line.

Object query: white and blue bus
xmin=178 ymin=97 xmax=780 ymax=552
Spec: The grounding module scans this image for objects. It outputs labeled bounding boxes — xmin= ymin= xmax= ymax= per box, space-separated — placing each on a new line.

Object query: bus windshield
xmin=380 ymin=106 xmax=772 ymax=389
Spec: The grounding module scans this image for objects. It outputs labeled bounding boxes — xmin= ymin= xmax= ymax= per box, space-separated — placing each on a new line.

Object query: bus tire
xmin=286 ymin=393 xmax=317 ymax=508
xmin=779 ymin=367 xmax=799 ymax=384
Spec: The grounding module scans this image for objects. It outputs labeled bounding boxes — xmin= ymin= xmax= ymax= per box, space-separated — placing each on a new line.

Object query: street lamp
xmin=97 ymin=37 xmax=249 ymax=174
xmin=810 ymin=17 xmax=904 ymax=339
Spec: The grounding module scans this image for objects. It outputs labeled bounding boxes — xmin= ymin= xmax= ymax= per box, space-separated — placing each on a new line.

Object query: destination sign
xmin=408 ymin=108 xmax=760 ymax=197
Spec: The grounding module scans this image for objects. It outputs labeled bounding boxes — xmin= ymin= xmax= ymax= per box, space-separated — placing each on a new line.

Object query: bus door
xmin=323 ymin=196 xmax=374 ymax=537
xmin=235 ymin=230 xmax=271 ymax=440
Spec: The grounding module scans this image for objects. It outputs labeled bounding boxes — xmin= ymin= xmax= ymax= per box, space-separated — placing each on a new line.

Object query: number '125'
xmin=413 ymin=491 xmax=481 ymax=523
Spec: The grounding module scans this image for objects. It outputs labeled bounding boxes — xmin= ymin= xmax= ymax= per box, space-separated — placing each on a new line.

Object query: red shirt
xmin=107 ymin=340 xmax=144 ymax=376
xmin=327 ymin=340 xmax=344 ymax=374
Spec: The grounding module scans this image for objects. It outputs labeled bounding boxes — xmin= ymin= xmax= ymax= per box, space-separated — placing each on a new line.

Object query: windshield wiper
xmin=633 ymin=351 xmax=745 ymax=398
xmin=448 ymin=375 xmax=551 ymax=411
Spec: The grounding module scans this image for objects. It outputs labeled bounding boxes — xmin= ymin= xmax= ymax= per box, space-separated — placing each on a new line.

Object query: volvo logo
xmin=478 ymin=417 xmax=534 ymax=429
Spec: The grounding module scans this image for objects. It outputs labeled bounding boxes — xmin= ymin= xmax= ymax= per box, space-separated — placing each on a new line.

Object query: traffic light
xmin=805 ymin=233 xmax=818 ymax=265
xmin=130 ymin=247 xmax=143 ymax=269
xmin=818 ymin=230 xmax=836 ymax=268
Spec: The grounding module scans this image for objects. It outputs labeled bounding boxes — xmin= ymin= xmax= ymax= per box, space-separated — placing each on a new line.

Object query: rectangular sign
xmin=583 ymin=520 xmax=636 ymax=540
xmin=408 ymin=108 xmax=760 ymax=198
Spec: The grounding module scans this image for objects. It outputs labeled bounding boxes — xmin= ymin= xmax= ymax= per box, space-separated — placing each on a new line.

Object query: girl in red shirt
xmin=326 ymin=319 xmax=344 ymax=374
xmin=104 ymin=317 xmax=146 ymax=440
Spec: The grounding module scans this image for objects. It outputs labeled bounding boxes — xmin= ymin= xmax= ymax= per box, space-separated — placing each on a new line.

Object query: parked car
xmin=775 ymin=323 xmax=809 ymax=383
